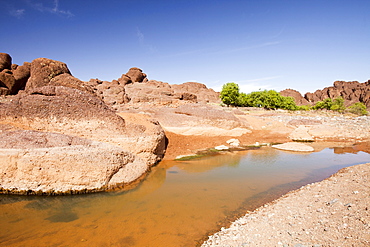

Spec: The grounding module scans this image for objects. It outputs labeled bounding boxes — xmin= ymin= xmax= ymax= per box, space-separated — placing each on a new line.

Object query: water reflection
xmin=0 ymin=147 xmax=369 ymax=247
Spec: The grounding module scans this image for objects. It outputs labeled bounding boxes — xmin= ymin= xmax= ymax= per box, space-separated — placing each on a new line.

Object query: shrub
xmin=220 ymin=82 xmax=240 ymax=106
xmin=312 ymin=97 xmax=345 ymax=112
xmin=347 ymin=102 xmax=368 ymax=116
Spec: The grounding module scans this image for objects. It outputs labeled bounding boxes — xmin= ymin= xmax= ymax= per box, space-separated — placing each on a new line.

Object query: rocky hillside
xmin=281 ymin=80 xmax=370 ymax=108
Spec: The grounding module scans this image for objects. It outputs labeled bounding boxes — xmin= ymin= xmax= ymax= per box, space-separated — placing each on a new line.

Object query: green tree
xmin=347 ymin=102 xmax=368 ymax=115
xmin=330 ymin=97 xmax=345 ymax=112
xmin=220 ymin=82 xmax=240 ymax=106
xmin=312 ymin=97 xmax=345 ymax=112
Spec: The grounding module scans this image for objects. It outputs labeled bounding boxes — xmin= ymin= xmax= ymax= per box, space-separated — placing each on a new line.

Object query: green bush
xmin=312 ymin=97 xmax=345 ymax=112
xmin=347 ymin=102 xmax=368 ymax=116
xmin=220 ymin=83 xmax=299 ymax=110
xmin=220 ymin=82 xmax=240 ymax=106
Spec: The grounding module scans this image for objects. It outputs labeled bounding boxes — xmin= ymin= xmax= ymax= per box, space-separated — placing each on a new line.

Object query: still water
xmin=1 ymin=146 xmax=369 ymax=247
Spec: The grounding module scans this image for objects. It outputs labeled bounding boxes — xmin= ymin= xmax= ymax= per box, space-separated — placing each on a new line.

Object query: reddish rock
xmin=0 ymin=53 xmax=12 ymax=71
xmin=25 ymin=58 xmax=71 ymax=91
xmin=0 ymin=87 xmax=10 ymax=95
xmin=280 ymin=89 xmax=310 ymax=105
xmin=95 ymin=80 xmax=128 ymax=105
xmin=0 ymin=71 xmax=17 ymax=94
xmin=118 ymin=74 xmax=132 ymax=85
xmin=50 ymin=73 xmax=95 ymax=95
xmin=11 ymin=62 xmax=31 ymax=93
xmin=304 ymin=80 xmax=370 ymax=108
xmin=172 ymin=82 xmax=220 ymax=104
xmin=126 ymin=67 xmax=147 ymax=83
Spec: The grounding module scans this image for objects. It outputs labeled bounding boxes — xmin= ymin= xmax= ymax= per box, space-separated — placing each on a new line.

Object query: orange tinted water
xmin=1 ymin=147 xmax=369 ymax=247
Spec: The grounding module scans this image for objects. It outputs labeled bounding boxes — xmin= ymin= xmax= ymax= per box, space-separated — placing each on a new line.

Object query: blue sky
xmin=1 ymin=0 xmax=370 ymax=94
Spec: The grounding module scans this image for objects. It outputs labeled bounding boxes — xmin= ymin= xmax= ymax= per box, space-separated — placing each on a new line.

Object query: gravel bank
xmin=202 ymin=163 xmax=370 ymax=247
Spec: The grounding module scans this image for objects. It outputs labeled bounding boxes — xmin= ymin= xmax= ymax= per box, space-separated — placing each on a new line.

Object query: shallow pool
xmin=1 ymin=146 xmax=369 ymax=246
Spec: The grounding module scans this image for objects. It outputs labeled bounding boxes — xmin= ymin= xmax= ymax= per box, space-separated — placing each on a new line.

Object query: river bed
xmin=1 ymin=146 xmax=369 ymax=246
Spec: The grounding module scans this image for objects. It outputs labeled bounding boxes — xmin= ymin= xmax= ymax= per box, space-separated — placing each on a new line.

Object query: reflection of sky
xmin=1 ymin=147 xmax=370 ymax=246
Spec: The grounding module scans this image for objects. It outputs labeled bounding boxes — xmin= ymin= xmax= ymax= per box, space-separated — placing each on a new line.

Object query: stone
xmin=0 ymin=53 xmax=12 ymax=71
xmin=12 ymin=62 xmax=31 ymax=93
xmin=227 ymin=138 xmax=240 ymax=147
xmin=25 ymin=57 xmax=71 ymax=91
xmin=50 ymin=73 xmax=95 ymax=95
xmin=272 ymin=142 xmax=314 ymax=152
xmin=215 ymin=145 xmax=229 ymax=150
xmin=289 ymin=126 xmax=314 ymax=142
xmin=0 ymin=85 xmax=167 ymax=194
xmin=95 ymin=80 xmax=127 ymax=105
xmin=126 ymin=67 xmax=147 ymax=83
xmin=0 ymin=71 xmax=16 ymax=93
xmin=117 ymin=74 xmax=132 ymax=85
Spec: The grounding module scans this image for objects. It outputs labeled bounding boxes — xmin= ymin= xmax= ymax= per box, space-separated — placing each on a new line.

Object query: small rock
xmin=215 ymin=145 xmax=229 ymax=151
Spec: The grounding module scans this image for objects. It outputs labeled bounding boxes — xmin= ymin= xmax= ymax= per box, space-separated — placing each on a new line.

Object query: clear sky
xmin=1 ymin=0 xmax=370 ymax=94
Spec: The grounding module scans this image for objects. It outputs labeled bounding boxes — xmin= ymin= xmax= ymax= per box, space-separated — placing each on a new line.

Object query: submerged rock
xmin=272 ymin=142 xmax=314 ymax=152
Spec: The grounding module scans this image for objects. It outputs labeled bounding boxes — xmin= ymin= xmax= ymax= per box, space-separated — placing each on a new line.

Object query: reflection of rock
xmin=175 ymin=153 xmax=243 ymax=173
xmin=272 ymin=142 xmax=314 ymax=152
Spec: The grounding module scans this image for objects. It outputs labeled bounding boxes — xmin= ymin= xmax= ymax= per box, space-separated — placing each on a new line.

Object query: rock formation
xmin=304 ymin=80 xmax=370 ymax=108
xmin=280 ymin=89 xmax=310 ymax=105
xmin=281 ymin=80 xmax=370 ymax=108
xmin=0 ymin=54 xmax=167 ymax=194
xmin=0 ymin=53 xmax=31 ymax=95
xmin=86 ymin=68 xmax=220 ymax=107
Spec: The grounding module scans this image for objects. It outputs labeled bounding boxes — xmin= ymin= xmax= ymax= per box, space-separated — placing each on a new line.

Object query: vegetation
xmin=312 ymin=97 xmax=345 ymax=112
xmin=220 ymin=82 xmax=369 ymax=114
xmin=220 ymin=83 xmax=240 ymax=107
xmin=220 ymin=82 xmax=298 ymax=110
xmin=347 ymin=102 xmax=368 ymax=116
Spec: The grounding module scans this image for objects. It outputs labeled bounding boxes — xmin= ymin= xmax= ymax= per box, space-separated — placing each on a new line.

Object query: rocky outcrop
xmin=0 ymin=53 xmax=31 ymax=95
xmin=304 ymin=80 xmax=370 ymax=108
xmin=0 ymin=130 xmax=145 ymax=193
xmin=0 ymin=53 xmax=12 ymax=71
xmin=126 ymin=67 xmax=147 ymax=83
xmin=25 ymin=57 xmax=71 ymax=91
xmin=0 ymin=56 xmax=167 ymax=194
xmin=86 ymin=67 xmax=220 ymax=107
xmin=280 ymin=89 xmax=310 ymax=105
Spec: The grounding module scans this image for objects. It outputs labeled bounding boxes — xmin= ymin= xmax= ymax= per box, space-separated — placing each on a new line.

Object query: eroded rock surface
xmin=0 ymin=56 xmax=167 ymax=194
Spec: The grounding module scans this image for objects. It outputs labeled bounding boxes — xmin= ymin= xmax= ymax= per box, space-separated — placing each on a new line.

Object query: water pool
xmin=1 ymin=146 xmax=369 ymax=246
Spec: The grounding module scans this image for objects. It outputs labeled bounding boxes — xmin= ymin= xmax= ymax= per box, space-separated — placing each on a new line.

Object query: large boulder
xmin=0 ymin=53 xmax=12 ymax=71
xmin=0 ymin=85 xmax=167 ymax=194
xmin=0 ymin=71 xmax=16 ymax=94
xmin=0 ymin=131 xmax=143 ymax=194
xmin=25 ymin=58 xmax=71 ymax=91
xmin=125 ymin=67 xmax=147 ymax=83
xmin=0 ymin=54 xmax=31 ymax=95
xmin=12 ymin=62 xmax=31 ymax=92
